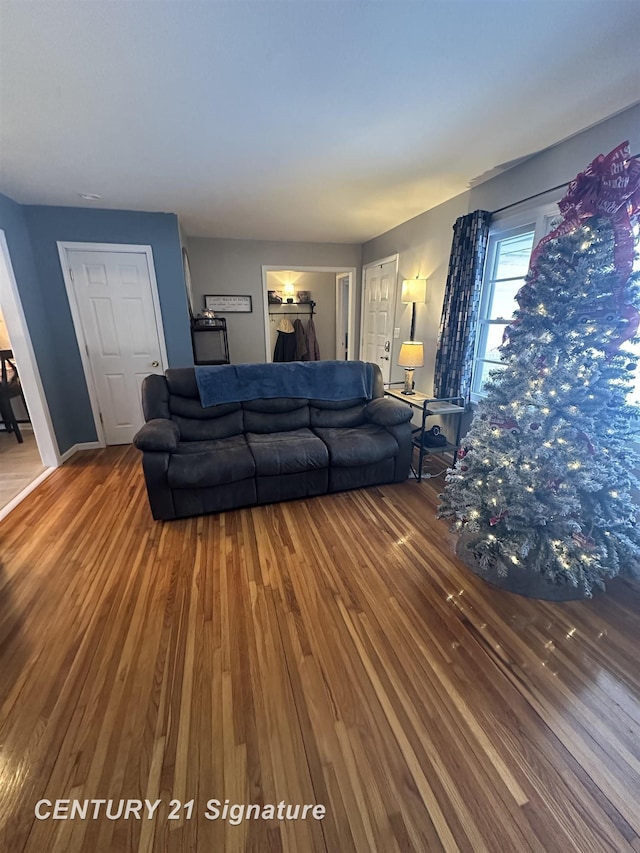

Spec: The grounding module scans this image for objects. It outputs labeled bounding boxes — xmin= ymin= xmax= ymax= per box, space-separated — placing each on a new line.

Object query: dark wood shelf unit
xmin=268 ymin=299 xmax=317 ymax=316
xmin=190 ymin=318 xmax=230 ymax=365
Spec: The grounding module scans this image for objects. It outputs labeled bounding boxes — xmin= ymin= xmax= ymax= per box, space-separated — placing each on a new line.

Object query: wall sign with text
xmin=204 ymin=295 xmax=253 ymax=313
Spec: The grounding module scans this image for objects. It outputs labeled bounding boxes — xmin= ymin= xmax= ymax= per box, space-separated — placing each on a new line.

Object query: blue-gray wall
xmin=0 ymin=192 xmax=66 ymax=444
xmin=0 ymin=198 xmax=191 ymax=453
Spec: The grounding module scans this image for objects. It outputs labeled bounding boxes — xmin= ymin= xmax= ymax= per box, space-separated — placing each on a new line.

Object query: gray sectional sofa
xmin=133 ymin=361 xmax=413 ymax=520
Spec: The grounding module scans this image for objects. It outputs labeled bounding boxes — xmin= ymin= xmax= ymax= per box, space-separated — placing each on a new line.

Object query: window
xmin=471 ymin=204 xmax=561 ymax=401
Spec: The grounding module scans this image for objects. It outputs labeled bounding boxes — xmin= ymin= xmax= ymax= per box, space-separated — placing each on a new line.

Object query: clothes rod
xmin=490 ymin=150 xmax=640 ymax=217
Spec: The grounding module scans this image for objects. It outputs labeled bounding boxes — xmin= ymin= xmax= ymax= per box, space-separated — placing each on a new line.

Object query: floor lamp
xmin=401 ymin=277 xmax=427 ymax=341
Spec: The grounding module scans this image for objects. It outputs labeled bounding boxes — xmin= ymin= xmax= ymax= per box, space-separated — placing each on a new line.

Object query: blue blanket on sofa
xmin=195 ymin=361 xmax=375 ymax=407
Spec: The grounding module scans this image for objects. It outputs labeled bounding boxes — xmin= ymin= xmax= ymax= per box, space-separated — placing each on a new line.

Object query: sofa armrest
xmin=365 ymin=397 xmax=413 ymax=427
xmin=133 ymin=419 xmax=180 ymax=452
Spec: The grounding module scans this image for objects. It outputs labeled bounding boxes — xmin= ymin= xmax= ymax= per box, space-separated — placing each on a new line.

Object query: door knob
xmin=151 ymin=361 xmax=159 ymax=367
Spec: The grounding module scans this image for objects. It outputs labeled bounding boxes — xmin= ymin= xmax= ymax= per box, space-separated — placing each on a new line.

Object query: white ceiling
xmin=1 ymin=1 xmax=639 ymax=243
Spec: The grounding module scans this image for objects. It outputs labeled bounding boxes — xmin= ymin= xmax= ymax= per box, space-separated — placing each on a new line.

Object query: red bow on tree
xmin=530 ymin=141 xmax=640 ymax=283
xmin=527 ymin=142 xmax=640 ymax=353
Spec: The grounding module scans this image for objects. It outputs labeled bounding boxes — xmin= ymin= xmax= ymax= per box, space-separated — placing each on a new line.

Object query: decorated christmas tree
xmin=439 ymin=142 xmax=640 ymax=597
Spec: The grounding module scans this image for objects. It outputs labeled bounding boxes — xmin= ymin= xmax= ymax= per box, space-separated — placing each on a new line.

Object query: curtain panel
xmin=433 ymin=210 xmax=492 ymax=402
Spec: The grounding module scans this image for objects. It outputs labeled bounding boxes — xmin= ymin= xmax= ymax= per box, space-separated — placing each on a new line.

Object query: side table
xmin=385 ymin=385 xmax=465 ymax=481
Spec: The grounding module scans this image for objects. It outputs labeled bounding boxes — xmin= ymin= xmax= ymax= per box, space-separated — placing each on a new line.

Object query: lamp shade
xmin=401 ymin=278 xmax=427 ymax=303
xmin=398 ymin=341 xmax=424 ymax=368
xmin=283 ymin=283 xmax=295 ymax=297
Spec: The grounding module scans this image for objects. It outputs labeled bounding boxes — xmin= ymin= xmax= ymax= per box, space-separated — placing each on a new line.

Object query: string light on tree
xmin=439 ymin=141 xmax=640 ymax=598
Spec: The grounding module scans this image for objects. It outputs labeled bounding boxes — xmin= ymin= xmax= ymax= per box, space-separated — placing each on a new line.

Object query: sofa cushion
xmin=313 ymin=424 xmax=399 ymax=467
xmin=365 ymin=398 xmax=414 ymax=427
xmin=310 ymin=399 xmax=366 ymax=428
xmin=309 ymin=397 xmax=365 ymax=410
xmin=168 ymin=435 xmax=255 ymax=488
xmin=142 ymin=374 xmax=171 ymax=421
xmin=173 ymin=480 xmax=257 ymax=518
xmin=165 ymin=368 xmax=200 ymax=398
xmin=243 ymin=399 xmax=310 ymax=433
xmin=173 ymin=409 xmax=244 ymax=442
xmin=133 ymin=418 xmax=180 ymax=452
xmin=243 ymin=397 xmax=310 ymax=413
xmin=247 ymin=429 xmax=328 ymax=476
xmin=329 ymin=459 xmax=395 ymax=492
xmin=169 ymin=396 xmax=240 ymax=420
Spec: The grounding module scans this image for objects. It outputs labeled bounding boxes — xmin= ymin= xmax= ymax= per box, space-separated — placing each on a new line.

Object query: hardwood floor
xmin=0 ymin=446 xmax=639 ymax=852
xmin=0 ymin=430 xmax=46 ymax=511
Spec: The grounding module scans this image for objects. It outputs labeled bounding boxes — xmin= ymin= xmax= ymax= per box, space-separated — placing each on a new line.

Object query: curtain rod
xmin=490 ymin=151 xmax=640 ymax=217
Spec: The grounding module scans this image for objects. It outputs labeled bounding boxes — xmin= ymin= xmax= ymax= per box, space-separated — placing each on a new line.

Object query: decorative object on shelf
xmin=268 ymin=290 xmax=282 ymax=304
xmin=268 ymin=300 xmax=317 ymax=316
xmin=194 ymin=308 xmax=217 ymax=325
xmin=401 ymin=277 xmax=427 ymax=341
xmin=204 ymin=294 xmax=253 ymax=313
xmin=398 ymin=341 xmax=424 ymax=395
xmin=421 ymin=425 xmax=447 ymax=447
xmin=297 ymin=291 xmax=311 ymax=303
xmin=283 ymin=283 xmax=295 ymax=304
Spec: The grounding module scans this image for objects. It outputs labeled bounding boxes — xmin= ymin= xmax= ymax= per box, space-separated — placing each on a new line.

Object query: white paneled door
xmin=361 ymin=260 xmax=397 ymax=383
xmin=64 ymin=248 xmax=166 ymax=445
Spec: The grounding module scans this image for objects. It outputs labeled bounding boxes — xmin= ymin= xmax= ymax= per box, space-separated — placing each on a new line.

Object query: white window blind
xmin=470 ymin=204 xmax=561 ymax=401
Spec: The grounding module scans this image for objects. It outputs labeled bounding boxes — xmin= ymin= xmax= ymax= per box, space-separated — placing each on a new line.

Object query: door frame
xmin=57 ymin=242 xmax=169 ymax=447
xmin=0 ymin=230 xmax=60 ymax=467
xmin=261 ymin=265 xmax=357 ymax=362
xmin=359 ymin=254 xmax=399 ymax=366
xmin=335 ymin=272 xmax=353 ymax=360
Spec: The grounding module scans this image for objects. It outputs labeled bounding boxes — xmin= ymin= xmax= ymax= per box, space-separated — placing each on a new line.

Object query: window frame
xmin=625 ymin=229 xmax=640 ymax=412
xmin=470 ymin=202 xmax=561 ymax=402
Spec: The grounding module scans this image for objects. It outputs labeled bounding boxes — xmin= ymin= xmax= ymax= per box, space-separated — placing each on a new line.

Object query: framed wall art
xmin=204 ymin=294 xmax=253 ymax=313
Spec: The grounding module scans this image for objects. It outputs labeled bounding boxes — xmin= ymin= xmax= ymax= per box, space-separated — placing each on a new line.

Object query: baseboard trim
xmin=0 ymin=467 xmax=56 ymax=522
xmin=59 ymin=441 xmax=104 ymax=463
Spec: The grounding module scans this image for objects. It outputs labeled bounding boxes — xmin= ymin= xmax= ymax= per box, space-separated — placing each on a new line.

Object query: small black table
xmin=190 ymin=318 xmax=230 ymax=365
xmin=385 ymin=385 xmax=465 ymax=481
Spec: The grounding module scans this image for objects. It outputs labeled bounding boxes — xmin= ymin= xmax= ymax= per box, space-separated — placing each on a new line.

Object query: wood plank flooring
xmin=0 ymin=445 xmax=639 ymax=852
xmin=0 ymin=430 xmax=46 ymax=511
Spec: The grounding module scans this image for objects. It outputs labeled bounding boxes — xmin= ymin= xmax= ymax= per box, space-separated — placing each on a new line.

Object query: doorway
xmin=336 ymin=273 xmax=350 ymax=360
xmin=261 ymin=266 xmax=357 ymax=363
xmin=0 ymin=230 xmax=58 ymax=518
xmin=58 ymin=243 xmax=168 ymax=445
xmin=359 ymin=255 xmax=399 ymax=383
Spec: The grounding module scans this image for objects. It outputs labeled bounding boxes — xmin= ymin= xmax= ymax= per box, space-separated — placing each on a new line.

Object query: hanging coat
xmin=273 ymin=330 xmax=296 ymax=362
xmin=305 ymin=316 xmax=320 ymax=361
xmin=293 ymin=318 xmax=308 ymax=361
xmin=273 ymin=317 xmax=296 ymax=362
